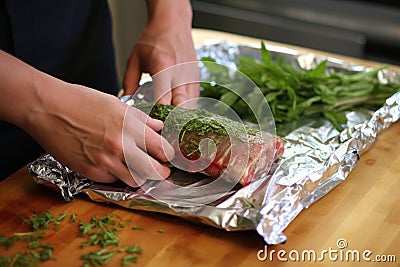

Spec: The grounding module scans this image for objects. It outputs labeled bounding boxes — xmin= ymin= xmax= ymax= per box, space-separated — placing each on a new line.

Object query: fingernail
xmin=151 ymin=118 xmax=164 ymax=131
xmin=160 ymin=165 xmax=171 ymax=178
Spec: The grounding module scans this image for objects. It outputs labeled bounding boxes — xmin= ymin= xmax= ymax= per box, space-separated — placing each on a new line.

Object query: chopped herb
xmin=78 ymin=214 xmax=119 ymax=236
xmin=54 ymin=213 xmax=67 ymax=231
xmin=0 ymin=232 xmax=53 ymax=266
xmin=80 ymin=249 xmax=116 ymax=266
xmin=90 ymin=213 xmax=116 ymax=228
xmin=0 ymin=231 xmax=47 ymax=249
xmin=79 ymin=221 xmax=95 ymax=236
xmin=77 ymin=213 xmax=144 ymax=266
xmin=71 ymin=213 xmax=77 ymax=223
xmin=121 ymin=245 xmax=143 ymax=265
xmin=126 ymin=245 xmax=142 ymax=254
xmin=14 ymin=231 xmax=46 ymax=242
xmin=17 ymin=211 xmax=67 ymax=231
xmin=2 ymin=211 xmax=144 ymax=267
xmin=0 ymin=234 xmax=15 ymax=249
xmin=122 ymin=255 xmax=138 ymax=265
xmin=56 ymin=213 xmax=67 ymax=222
xmin=0 ymin=251 xmax=42 ymax=267
xmin=157 ymin=229 xmax=165 ymax=234
xmin=80 ymin=229 xmax=119 ymax=248
xmin=131 ymin=226 xmax=143 ymax=230
xmin=27 ymin=241 xmax=54 ymax=261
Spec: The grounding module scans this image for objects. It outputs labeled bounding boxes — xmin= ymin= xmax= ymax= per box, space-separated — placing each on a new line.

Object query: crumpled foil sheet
xmin=28 ymin=41 xmax=400 ymax=245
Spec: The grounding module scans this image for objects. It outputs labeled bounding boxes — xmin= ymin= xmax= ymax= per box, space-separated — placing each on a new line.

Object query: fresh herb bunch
xmin=200 ymin=42 xmax=400 ymax=132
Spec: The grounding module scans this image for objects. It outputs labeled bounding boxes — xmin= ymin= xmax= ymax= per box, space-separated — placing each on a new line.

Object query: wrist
xmin=145 ymin=0 xmax=193 ymax=31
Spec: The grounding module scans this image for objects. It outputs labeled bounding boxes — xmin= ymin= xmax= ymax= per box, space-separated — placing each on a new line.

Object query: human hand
xmin=123 ymin=0 xmax=200 ymax=107
xmin=25 ymin=79 xmax=175 ymax=187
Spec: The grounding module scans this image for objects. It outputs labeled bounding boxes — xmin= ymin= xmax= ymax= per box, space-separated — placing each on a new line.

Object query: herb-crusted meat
xmin=135 ymin=103 xmax=284 ymax=186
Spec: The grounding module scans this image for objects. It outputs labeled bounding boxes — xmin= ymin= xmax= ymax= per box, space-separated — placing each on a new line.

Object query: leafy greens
xmin=200 ymin=42 xmax=400 ymax=133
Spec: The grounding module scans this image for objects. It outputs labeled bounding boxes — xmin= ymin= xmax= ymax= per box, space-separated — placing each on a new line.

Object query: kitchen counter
xmin=0 ymin=29 xmax=399 ymax=266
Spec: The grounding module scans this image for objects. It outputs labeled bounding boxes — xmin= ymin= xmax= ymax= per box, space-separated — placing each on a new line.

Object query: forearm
xmin=0 ymin=50 xmax=93 ymax=137
xmin=0 ymin=50 xmax=45 ymax=130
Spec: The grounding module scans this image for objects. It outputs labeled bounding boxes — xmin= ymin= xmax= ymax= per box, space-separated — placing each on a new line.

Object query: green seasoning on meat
xmin=134 ymin=103 xmax=259 ymax=157
xmin=133 ymin=102 xmax=285 ymax=186
xmin=135 ymin=103 xmax=257 ymax=136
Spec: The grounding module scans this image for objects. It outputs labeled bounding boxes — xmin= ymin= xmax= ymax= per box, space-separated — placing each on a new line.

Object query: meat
xmin=135 ymin=103 xmax=284 ymax=186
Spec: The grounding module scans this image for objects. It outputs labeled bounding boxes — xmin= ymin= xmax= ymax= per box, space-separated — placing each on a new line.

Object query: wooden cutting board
xmin=1 ymin=122 xmax=399 ymax=267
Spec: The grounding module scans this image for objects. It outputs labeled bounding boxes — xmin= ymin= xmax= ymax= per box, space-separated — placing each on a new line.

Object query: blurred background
xmin=109 ymin=0 xmax=400 ymax=85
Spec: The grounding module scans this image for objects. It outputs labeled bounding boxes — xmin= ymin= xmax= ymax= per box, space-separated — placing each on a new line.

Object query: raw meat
xmin=135 ymin=103 xmax=284 ymax=186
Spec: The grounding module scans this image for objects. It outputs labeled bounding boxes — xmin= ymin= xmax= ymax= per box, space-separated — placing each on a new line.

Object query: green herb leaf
xmin=80 ymin=249 xmax=116 ymax=266
xmin=126 ymin=245 xmax=142 ymax=254
xmin=0 ymin=234 xmax=15 ymax=249
xmin=71 ymin=213 xmax=77 ymax=223
xmin=122 ymin=255 xmax=138 ymax=265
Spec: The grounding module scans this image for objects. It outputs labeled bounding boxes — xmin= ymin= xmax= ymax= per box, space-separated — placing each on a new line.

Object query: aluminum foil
xmin=28 ymin=41 xmax=400 ymax=245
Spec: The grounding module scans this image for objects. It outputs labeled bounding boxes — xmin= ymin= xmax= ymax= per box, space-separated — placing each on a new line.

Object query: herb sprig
xmin=200 ymin=41 xmax=400 ymax=132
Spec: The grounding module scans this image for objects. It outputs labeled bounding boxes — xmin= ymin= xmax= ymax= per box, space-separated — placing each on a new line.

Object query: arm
xmin=0 ymin=50 xmax=174 ymax=186
xmin=123 ymin=0 xmax=199 ymax=107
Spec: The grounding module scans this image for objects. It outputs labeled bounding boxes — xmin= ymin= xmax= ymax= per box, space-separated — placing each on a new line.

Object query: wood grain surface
xmin=0 ymin=29 xmax=399 ymax=267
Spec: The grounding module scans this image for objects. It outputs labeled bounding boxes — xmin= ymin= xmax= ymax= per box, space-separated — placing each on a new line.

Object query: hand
xmin=25 ymin=79 xmax=175 ymax=187
xmin=0 ymin=48 xmax=175 ymax=187
xmin=123 ymin=0 xmax=199 ymax=107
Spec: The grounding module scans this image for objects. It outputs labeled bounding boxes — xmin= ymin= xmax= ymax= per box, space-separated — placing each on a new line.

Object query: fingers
xmin=84 ymin=140 xmax=172 ymax=188
xmin=130 ymin=106 xmax=164 ymax=132
xmin=92 ymin=153 xmax=169 ymax=188
xmin=81 ymin=105 xmax=174 ymax=188
xmin=171 ymin=61 xmax=200 ymax=107
xmin=146 ymin=118 xmax=164 ymax=132
xmin=144 ymin=129 xmax=175 ymax=163
xmin=171 ymin=82 xmax=200 ymax=108
xmin=152 ymin=67 xmax=173 ymax=105
xmin=106 ymin=114 xmax=174 ymax=187
xmin=124 ymin=107 xmax=175 ymax=163
xmin=103 ymin=159 xmax=139 ymax=187
xmin=127 ymin=107 xmax=175 ymax=162
xmin=123 ymin=53 xmax=141 ymax=96
xmin=82 ymin=167 xmax=119 ymax=184
xmin=124 ymin=146 xmax=171 ymax=183
xmin=152 ymin=62 xmax=200 ymax=107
